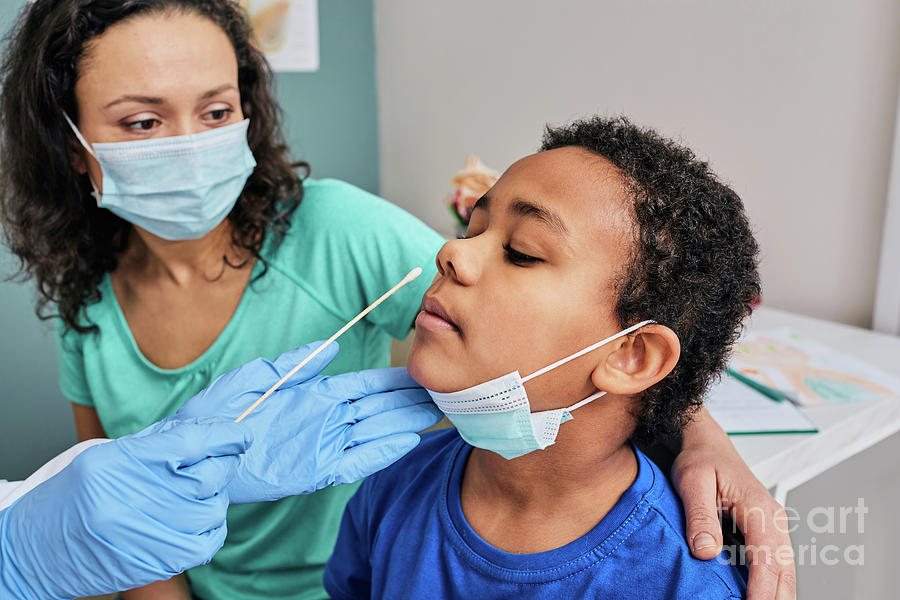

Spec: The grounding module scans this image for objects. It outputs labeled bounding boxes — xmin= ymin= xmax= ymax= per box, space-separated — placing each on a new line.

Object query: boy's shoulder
xmin=351 ymin=428 xmax=462 ymax=522
xmin=335 ymin=428 xmax=459 ymax=552
xmin=624 ymin=449 xmax=747 ymax=598
xmin=409 ymin=426 xmax=463 ymax=453
xmin=363 ymin=427 xmax=462 ymax=491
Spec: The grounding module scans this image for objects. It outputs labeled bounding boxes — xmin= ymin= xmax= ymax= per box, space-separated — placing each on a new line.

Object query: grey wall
xmin=374 ymin=0 xmax=900 ymax=328
xmin=0 ymin=0 xmax=380 ymax=480
xmin=785 ymin=433 xmax=899 ymax=598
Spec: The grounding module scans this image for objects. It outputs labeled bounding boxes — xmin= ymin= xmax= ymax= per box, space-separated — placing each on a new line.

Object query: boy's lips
xmin=417 ymin=296 xmax=460 ymax=333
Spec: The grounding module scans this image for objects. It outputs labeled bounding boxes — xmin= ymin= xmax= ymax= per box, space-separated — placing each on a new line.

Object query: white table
xmin=726 ymin=306 xmax=900 ymax=504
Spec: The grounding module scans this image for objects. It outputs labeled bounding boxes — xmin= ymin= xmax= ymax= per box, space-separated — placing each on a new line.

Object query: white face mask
xmin=426 ymin=320 xmax=656 ymax=459
xmin=64 ymin=114 xmax=256 ymax=240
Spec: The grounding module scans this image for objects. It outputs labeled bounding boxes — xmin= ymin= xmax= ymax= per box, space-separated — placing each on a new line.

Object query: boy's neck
xmin=459 ymin=404 xmax=638 ymax=554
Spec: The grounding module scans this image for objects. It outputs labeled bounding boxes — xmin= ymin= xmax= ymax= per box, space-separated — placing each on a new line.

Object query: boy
xmin=323 ymin=116 xmax=758 ymax=599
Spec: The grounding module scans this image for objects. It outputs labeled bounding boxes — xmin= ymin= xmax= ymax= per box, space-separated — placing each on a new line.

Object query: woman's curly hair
xmin=0 ymin=0 xmax=306 ymax=333
xmin=541 ymin=116 xmax=761 ymax=445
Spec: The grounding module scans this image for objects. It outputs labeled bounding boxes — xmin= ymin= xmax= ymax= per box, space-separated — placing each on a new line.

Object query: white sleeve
xmin=0 ymin=439 xmax=111 ymax=511
xmin=0 ymin=481 xmax=25 ymax=510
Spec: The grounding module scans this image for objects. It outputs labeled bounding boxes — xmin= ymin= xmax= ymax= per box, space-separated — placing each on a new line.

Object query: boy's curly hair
xmin=541 ymin=116 xmax=760 ymax=444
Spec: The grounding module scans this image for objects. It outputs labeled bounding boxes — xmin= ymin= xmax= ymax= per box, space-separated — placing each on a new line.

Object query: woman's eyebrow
xmin=104 ymin=94 xmax=164 ymax=109
xmin=198 ymin=84 xmax=238 ymax=100
xmin=103 ymin=84 xmax=237 ymax=109
xmin=508 ymin=198 xmax=569 ymax=237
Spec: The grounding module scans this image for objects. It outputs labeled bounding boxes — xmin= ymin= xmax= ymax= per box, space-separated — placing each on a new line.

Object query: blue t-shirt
xmin=324 ymin=429 xmax=746 ymax=599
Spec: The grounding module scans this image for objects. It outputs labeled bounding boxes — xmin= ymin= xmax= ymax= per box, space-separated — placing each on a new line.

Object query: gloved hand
xmin=0 ymin=418 xmax=252 ymax=600
xmin=177 ymin=341 xmax=443 ymax=503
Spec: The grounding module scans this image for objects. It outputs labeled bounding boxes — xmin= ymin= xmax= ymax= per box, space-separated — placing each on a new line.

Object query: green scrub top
xmin=55 ymin=179 xmax=444 ymax=600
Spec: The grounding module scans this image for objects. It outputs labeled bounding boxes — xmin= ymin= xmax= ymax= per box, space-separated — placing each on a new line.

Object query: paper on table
xmin=705 ymin=373 xmax=818 ymax=435
xmin=731 ymin=328 xmax=900 ymax=406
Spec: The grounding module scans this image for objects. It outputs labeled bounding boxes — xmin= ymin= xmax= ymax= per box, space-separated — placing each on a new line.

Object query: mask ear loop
xmin=565 ymin=390 xmax=606 ymax=412
xmin=521 ymin=319 xmax=657 ymax=383
xmin=62 ymin=112 xmax=102 ymax=204
xmin=520 ymin=320 xmax=656 ymax=416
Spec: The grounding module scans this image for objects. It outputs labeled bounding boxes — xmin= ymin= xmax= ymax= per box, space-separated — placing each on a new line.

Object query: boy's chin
xmin=406 ymin=347 xmax=463 ymax=394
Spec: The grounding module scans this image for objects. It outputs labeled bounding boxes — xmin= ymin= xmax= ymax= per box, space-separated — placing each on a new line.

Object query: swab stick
xmin=234 ymin=267 xmax=423 ymax=423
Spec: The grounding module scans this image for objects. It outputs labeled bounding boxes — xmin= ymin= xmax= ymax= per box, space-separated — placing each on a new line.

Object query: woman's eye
xmin=503 ymin=243 xmax=542 ymax=265
xmin=124 ymin=118 xmax=159 ymax=131
xmin=205 ymin=108 xmax=233 ymax=122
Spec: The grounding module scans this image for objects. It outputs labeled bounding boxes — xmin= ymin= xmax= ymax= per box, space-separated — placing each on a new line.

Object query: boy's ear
xmin=590 ymin=324 xmax=680 ymax=396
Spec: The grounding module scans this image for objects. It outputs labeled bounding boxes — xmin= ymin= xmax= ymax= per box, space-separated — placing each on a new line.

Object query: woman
xmin=0 ymin=1 xmax=794 ymax=599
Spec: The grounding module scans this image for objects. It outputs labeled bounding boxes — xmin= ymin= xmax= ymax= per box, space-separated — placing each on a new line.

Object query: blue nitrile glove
xmin=0 ymin=417 xmax=252 ymax=600
xmin=177 ymin=340 xmax=443 ymax=503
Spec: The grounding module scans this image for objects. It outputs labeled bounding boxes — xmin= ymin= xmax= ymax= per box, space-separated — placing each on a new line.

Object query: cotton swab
xmin=234 ymin=267 xmax=424 ymax=423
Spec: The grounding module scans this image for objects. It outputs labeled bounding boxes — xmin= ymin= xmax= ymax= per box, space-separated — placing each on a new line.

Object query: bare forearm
xmin=120 ymin=575 xmax=190 ymax=600
xmin=681 ymin=406 xmax=729 ymax=448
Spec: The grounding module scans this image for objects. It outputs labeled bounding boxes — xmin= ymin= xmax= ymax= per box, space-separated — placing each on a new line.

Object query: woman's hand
xmin=0 ymin=418 xmax=250 ymax=600
xmin=177 ymin=341 xmax=443 ymax=504
xmin=672 ymin=407 xmax=796 ymax=600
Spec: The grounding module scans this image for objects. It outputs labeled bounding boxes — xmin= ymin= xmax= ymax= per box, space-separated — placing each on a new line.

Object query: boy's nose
xmin=436 ymin=238 xmax=482 ymax=286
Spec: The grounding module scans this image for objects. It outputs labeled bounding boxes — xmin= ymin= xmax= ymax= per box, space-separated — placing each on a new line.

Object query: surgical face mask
xmin=427 ymin=320 xmax=656 ymax=459
xmin=64 ymin=114 xmax=257 ymax=241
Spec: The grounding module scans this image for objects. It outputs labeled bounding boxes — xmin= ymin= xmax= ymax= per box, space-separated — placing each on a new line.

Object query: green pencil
xmin=726 ymin=367 xmax=787 ymax=403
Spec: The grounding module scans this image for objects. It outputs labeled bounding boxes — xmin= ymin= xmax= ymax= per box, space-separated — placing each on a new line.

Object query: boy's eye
xmin=503 ymin=243 xmax=542 ymax=266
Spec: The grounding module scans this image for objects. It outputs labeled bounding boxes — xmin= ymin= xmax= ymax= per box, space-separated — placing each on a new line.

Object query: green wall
xmin=0 ymin=0 xmax=379 ymax=480
xmin=276 ymin=0 xmax=380 ymax=193
xmin=0 ymin=1 xmax=73 ymax=483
